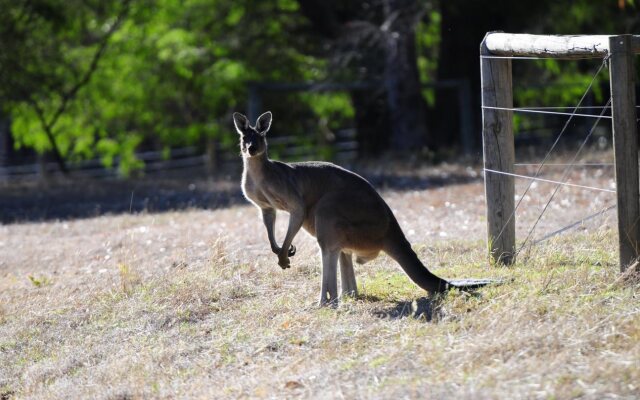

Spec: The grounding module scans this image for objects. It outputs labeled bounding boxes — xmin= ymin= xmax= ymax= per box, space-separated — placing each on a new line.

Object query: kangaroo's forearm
xmin=280 ymin=208 xmax=304 ymax=255
xmin=261 ymin=208 xmax=279 ymax=253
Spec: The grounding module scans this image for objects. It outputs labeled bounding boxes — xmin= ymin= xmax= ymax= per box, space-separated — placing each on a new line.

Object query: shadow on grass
xmin=369 ymin=290 xmax=485 ymax=321
xmin=368 ymin=296 xmax=436 ymax=321
xmin=0 ymin=389 xmax=15 ymax=400
xmin=1 ymin=167 xmax=480 ymax=224
xmin=0 ymin=174 xmax=245 ymax=223
xmin=373 ymin=297 xmax=434 ymax=322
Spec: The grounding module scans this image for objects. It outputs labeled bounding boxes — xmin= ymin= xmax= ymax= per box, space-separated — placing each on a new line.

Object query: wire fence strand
xmin=532 ymin=204 xmax=617 ymax=245
xmin=516 ymin=96 xmax=613 ymax=255
xmin=481 ymin=105 xmax=612 ymax=119
xmin=483 ymin=168 xmax=616 ymax=193
xmin=487 ymin=54 xmax=610 ymax=246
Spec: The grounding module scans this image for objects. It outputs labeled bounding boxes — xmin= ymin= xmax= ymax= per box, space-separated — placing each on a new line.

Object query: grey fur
xmin=236 ymin=111 xmax=491 ymax=306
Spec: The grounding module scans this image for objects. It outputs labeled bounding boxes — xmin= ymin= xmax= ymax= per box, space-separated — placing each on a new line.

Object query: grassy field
xmin=1 ymin=174 xmax=639 ymax=399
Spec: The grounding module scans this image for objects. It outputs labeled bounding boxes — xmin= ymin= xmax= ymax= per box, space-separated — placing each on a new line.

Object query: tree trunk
xmin=298 ymin=0 xmax=411 ymax=156
xmin=0 ymin=116 xmax=9 ymax=181
xmin=433 ymin=1 xmax=470 ymax=150
xmin=383 ymin=0 xmax=429 ymax=152
xmin=351 ymin=89 xmax=391 ymax=155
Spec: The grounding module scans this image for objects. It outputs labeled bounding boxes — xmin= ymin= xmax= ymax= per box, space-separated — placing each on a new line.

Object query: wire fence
xmin=482 ymin=54 xmax=622 ymax=251
xmin=0 ymin=129 xmax=359 ymax=182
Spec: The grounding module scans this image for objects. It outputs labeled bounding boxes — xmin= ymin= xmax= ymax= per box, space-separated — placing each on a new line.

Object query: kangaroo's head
xmin=233 ymin=111 xmax=272 ymax=158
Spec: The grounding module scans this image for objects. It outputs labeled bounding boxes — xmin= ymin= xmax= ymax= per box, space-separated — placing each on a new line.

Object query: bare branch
xmin=28 ymin=97 xmax=69 ymax=173
xmin=44 ymin=0 xmax=131 ymax=133
xmin=27 ymin=0 xmax=131 ymax=174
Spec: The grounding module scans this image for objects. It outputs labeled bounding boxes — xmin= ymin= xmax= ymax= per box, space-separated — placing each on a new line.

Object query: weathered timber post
xmin=481 ymin=35 xmax=515 ymax=264
xmin=609 ymin=35 xmax=640 ymax=271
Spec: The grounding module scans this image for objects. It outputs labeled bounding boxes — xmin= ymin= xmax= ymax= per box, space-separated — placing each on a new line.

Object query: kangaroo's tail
xmin=383 ymin=221 xmax=495 ymax=295
xmin=447 ymin=278 xmax=499 ymax=291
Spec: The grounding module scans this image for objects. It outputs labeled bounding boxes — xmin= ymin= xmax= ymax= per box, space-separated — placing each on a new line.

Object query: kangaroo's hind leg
xmin=319 ymin=248 xmax=340 ymax=307
xmin=339 ymin=252 xmax=358 ymax=297
xmin=314 ymin=197 xmax=348 ymax=307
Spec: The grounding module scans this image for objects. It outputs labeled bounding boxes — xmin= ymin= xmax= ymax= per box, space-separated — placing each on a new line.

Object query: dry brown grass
xmin=1 ymin=172 xmax=639 ymax=399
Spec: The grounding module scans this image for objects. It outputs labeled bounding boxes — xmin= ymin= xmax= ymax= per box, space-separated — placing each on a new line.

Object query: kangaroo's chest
xmin=242 ymin=173 xmax=291 ymax=211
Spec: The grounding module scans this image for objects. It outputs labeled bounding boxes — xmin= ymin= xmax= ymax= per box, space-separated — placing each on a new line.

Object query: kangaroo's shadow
xmin=367 ymin=290 xmax=484 ymax=322
xmin=370 ymin=296 xmax=435 ymax=321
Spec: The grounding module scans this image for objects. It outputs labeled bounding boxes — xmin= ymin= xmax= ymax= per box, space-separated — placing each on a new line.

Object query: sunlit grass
xmin=0 ymin=201 xmax=638 ymax=398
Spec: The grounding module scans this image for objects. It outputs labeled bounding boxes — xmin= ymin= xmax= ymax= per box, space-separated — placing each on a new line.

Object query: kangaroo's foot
xmin=340 ymin=252 xmax=358 ymax=298
xmin=319 ymin=297 xmax=339 ymax=308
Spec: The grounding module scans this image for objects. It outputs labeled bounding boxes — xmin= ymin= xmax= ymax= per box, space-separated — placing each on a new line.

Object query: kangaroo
xmin=235 ymin=111 xmax=493 ymax=306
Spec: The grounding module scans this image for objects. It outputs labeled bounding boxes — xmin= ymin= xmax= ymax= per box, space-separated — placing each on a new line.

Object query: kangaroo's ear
xmin=233 ymin=112 xmax=249 ymax=134
xmin=255 ymin=111 xmax=272 ymax=134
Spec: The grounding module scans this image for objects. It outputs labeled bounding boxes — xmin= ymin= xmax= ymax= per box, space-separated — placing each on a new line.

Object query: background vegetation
xmin=0 ymin=0 xmax=638 ymax=174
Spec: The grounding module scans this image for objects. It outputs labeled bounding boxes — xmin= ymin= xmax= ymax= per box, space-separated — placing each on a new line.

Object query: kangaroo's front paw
xmin=288 ymin=244 xmax=296 ymax=257
xmin=278 ymin=254 xmax=291 ymax=269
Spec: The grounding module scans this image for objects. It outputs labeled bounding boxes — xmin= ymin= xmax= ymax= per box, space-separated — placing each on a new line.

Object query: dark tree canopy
xmin=0 ymin=0 xmax=638 ymax=173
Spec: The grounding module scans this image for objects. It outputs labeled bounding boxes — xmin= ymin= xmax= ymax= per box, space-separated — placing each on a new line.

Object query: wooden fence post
xmin=609 ymin=35 xmax=640 ymax=271
xmin=481 ymin=36 xmax=516 ymax=264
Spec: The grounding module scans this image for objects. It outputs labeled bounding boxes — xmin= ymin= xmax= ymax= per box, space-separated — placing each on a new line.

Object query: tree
xmin=5 ymin=0 xmax=636 ymax=172
xmin=2 ymin=0 xmax=324 ymax=174
xmin=0 ymin=0 xmax=131 ymax=173
xmin=433 ymin=0 xmax=639 ymax=150
xmin=297 ymin=0 xmax=430 ymax=154
xmin=382 ymin=0 xmax=429 ymax=151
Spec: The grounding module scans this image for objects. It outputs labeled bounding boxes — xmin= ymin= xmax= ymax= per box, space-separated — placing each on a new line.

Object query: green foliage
xmin=512 ymin=57 xmax=609 ymax=135
xmin=2 ymin=0 xmax=638 ymax=170
xmin=300 ymin=92 xmax=354 ymax=123
xmin=510 ymin=0 xmax=635 ymax=135
xmin=2 ymin=0 xmax=324 ymax=174
xmin=416 ymin=10 xmax=441 ymax=106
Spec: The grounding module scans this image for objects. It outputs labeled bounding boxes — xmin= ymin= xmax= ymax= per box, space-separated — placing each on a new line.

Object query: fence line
xmin=0 ymin=132 xmax=358 ymax=182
